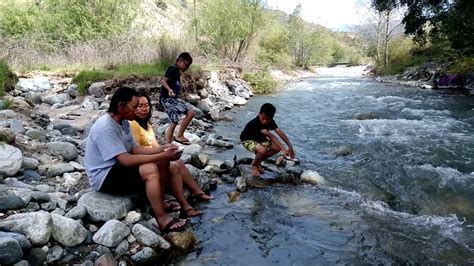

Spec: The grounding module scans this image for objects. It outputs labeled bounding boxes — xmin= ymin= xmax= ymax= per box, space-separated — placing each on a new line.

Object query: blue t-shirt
xmin=84 ymin=114 xmax=136 ymax=191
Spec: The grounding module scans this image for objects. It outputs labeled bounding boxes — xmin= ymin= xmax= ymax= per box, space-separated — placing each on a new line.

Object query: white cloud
xmin=266 ymin=0 xmax=368 ymax=30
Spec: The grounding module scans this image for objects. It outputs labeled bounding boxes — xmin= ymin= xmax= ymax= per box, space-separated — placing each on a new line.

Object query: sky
xmin=266 ymin=0 xmax=369 ymax=31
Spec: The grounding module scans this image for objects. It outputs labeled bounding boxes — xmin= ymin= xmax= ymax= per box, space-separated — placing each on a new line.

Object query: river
xmin=176 ymin=67 xmax=474 ymax=264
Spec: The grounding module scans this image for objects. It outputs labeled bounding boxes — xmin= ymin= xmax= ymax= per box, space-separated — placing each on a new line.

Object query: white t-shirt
xmin=84 ymin=114 xmax=136 ymax=191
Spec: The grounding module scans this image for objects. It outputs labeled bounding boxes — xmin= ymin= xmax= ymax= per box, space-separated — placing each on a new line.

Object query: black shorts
xmin=99 ymin=164 xmax=145 ymax=196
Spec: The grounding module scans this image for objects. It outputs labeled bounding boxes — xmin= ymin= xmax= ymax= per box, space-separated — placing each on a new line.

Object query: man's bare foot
xmin=251 ymin=165 xmax=261 ymax=177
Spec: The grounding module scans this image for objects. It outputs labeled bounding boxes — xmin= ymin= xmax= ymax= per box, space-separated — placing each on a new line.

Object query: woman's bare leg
xmin=139 ymin=163 xmax=186 ymax=230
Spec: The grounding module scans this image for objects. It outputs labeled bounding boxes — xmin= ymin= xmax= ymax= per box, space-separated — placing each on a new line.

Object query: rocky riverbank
xmin=372 ymin=62 xmax=474 ymax=95
xmin=0 ymin=67 xmax=322 ymax=265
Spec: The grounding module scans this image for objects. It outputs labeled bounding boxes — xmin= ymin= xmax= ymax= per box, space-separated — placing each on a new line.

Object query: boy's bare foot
xmin=251 ymin=165 xmax=262 ymax=177
xmin=275 ymin=155 xmax=285 ymax=166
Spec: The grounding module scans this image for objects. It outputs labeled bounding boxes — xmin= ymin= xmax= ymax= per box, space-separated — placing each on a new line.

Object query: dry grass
xmin=0 ymin=34 xmax=188 ymax=72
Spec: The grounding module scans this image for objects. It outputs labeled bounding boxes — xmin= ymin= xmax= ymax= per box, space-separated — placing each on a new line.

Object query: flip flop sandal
xmin=190 ymin=193 xmax=214 ymax=202
xmin=173 ymin=137 xmax=191 ymax=145
xmin=160 ymin=218 xmax=187 ymax=233
xmin=180 ymin=208 xmax=203 ymax=218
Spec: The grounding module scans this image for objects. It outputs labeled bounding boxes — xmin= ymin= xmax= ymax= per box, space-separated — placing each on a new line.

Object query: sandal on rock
xmin=180 ymin=208 xmax=203 ymax=218
xmin=160 ymin=218 xmax=187 ymax=233
xmin=190 ymin=193 xmax=214 ymax=202
xmin=173 ymin=137 xmax=191 ymax=145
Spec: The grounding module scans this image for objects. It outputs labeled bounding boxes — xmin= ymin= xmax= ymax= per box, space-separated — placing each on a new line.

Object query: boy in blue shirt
xmin=160 ymin=52 xmax=195 ymax=144
xmin=240 ymin=103 xmax=295 ymax=177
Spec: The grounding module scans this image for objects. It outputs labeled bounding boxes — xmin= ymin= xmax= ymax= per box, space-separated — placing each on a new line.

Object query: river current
xmin=176 ymin=67 xmax=474 ymax=264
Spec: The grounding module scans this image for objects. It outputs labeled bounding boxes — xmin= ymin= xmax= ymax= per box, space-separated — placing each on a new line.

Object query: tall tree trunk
xmin=376 ymin=11 xmax=383 ymax=65
xmin=384 ymin=10 xmax=390 ymax=66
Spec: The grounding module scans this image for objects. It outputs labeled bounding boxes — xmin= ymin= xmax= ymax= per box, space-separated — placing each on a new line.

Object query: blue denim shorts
xmin=161 ymin=98 xmax=189 ymax=124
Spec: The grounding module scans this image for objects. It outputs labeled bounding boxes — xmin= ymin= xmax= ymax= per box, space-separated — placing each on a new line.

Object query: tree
xmin=195 ymin=0 xmax=265 ymax=62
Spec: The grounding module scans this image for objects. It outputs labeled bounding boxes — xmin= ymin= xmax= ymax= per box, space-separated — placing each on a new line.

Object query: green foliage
xmin=376 ymin=55 xmax=429 ymax=76
xmin=448 ymin=56 xmax=474 ymax=75
xmin=195 ymin=0 xmax=265 ymax=61
xmin=243 ymin=70 xmax=277 ymax=94
xmin=0 ymin=0 xmax=139 ymax=43
xmin=0 ymin=60 xmax=17 ymax=96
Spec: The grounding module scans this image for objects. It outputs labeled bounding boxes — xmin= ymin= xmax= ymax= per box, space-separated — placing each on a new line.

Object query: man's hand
xmin=169 ymin=90 xmax=176 ymax=97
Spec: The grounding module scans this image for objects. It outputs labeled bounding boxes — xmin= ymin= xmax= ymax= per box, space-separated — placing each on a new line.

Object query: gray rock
xmin=0 ymin=232 xmax=31 ymax=255
xmin=205 ymin=135 xmax=233 ymax=148
xmin=204 ymin=159 xmax=225 ymax=173
xmin=65 ymin=205 xmax=87 ymax=219
xmin=46 ymin=141 xmax=78 ymax=161
xmin=22 ymin=157 xmax=39 ymax=170
xmin=81 ymin=98 xmax=99 ymax=111
xmin=46 ymin=245 xmax=63 ymax=263
xmin=114 ymin=239 xmax=129 ymax=258
xmin=47 ymin=163 xmax=75 ymax=177
xmin=54 ymin=124 xmax=77 ymax=136
xmin=25 ymin=202 xmax=40 ymax=212
xmin=4 ymin=178 xmax=34 ymax=190
xmin=69 ymin=161 xmax=86 ymax=171
xmin=124 ymin=211 xmax=142 ymax=224
xmin=93 ymin=220 xmax=130 ymax=247
xmin=25 ymin=92 xmax=43 ymax=104
xmin=22 ymin=170 xmax=42 ymax=181
xmin=0 ymin=211 xmax=52 ymax=245
xmin=25 ymin=129 xmax=48 ymax=142
xmin=0 ymin=144 xmax=22 ymax=176
xmin=35 ymin=184 xmax=53 ymax=193
xmin=27 ymin=247 xmax=47 ymax=266
xmin=130 ymin=247 xmax=158 ymax=264
xmin=199 ymin=88 xmax=209 ymax=98
xmin=67 ymin=84 xmax=79 ymax=98
xmin=88 ymin=82 xmax=106 ymax=98
xmin=41 ymin=200 xmax=57 ymax=211
xmin=17 ymin=77 xmax=51 ymax=92
xmin=63 ymin=172 xmax=83 ymax=187
xmin=132 ymin=223 xmax=171 ymax=249
xmin=183 ymin=144 xmax=202 ymax=156
xmin=42 ymin=93 xmax=68 ymax=106
xmin=0 ymin=195 xmax=25 ymax=211
xmin=233 ymin=96 xmax=247 ymax=106
xmin=94 ymin=253 xmax=117 ymax=266
xmin=78 ymin=192 xmax=133 ymax=222
xmin=235 ymin=176 xmax=247 ymax=192
xmin=196 ymin=100 xmax=211 ymax=113
xmin=29 ymin=191 xmax=50 ymax=203
xmin=51 ymin=103 xmax=66 ymax=109
xmin=51 ymin=213 xmax=88 ymax=247
xmin=0 ymin=237 xmax=23 ymax=265
xmin=300 ymin=170 xmax=327 ymax=185
xmin=13 ymin=260 xmax=29 ymax=266
xmin=186 ymin=93 xmax=201 ymax=104
xmin=9 ymin=119 xmax=25 ymax=134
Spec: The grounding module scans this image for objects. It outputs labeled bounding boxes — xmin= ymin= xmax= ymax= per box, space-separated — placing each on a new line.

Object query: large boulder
xmin=77 ymin=192 xmax=133 ymax=222
xmin=0 ymin=211 xmax=52 ymax=245
xmin=0 ymin=237 xmax=23 ymax=265
xmin=46 ymin=142 xmax=78 ymax=161
xmin=92 ymin=220 xmax=130 ymax=247
xmin=0 ymin=144 xmax=22 ymax=176
xmin=51 ymin=214 xmax=88 ymax=247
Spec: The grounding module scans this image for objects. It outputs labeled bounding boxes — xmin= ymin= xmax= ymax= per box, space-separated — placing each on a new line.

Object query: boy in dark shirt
xmin=160 ymin=52 xmax=195 ymax=144
xmin=240 ymin=103 xmax=295 ymax=177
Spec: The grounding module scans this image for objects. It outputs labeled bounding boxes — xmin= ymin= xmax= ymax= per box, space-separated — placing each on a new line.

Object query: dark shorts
xmin=161 ymin=98 xmax=189 ymax=124
xmin=99 ymin=164 xmax=145 ymax=196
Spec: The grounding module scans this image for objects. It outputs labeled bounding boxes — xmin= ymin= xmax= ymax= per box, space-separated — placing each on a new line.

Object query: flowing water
xmin=176 ymin=67 xmax=474 ymax=264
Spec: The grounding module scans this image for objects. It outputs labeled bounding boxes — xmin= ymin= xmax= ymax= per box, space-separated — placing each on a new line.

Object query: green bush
xmin=243 ymin=70 xmax=277 ymax=94
xmin=0 ymin=60 xmax=17 ymax=96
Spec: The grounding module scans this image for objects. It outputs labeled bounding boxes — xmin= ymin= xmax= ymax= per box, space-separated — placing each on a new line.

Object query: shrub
xmin=243 ymin=70 xmax=277 ymax=94
xmin=0 ymin=60 xmax=17 ymax=96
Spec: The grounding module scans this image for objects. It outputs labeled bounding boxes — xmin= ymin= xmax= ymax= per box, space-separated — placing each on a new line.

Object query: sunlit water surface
xmin=175 ymin=68 xmax=474 ymax=264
